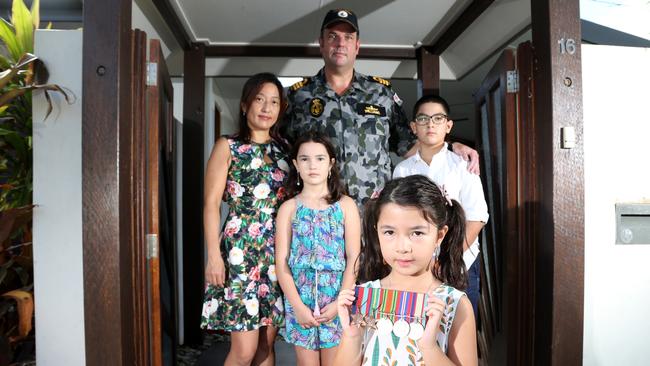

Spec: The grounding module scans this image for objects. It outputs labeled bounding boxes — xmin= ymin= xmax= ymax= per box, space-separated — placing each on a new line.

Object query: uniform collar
xmin=316 ymin=67 xmax=363 ymax=96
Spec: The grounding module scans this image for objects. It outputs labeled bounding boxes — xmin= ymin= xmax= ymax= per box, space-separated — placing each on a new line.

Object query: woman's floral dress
xmin=201 ymin=136 xmax=289 ymax=332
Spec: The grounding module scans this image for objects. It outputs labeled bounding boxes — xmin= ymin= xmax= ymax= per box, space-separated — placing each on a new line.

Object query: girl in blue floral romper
xmin=275 ymin=131 xmax=361 ymax=364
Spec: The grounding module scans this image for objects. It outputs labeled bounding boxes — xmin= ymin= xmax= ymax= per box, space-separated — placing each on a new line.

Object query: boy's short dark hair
xmin=412 ymin=95 xmax=451 ymax=119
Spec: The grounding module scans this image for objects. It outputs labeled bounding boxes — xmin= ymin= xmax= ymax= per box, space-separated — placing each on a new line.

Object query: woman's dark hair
xmin=357 ymin=175 xmax=467 ymax=290
xmin=236 ymin=72 xmax=288 ymax=149
xmin=284 ymin=130 xmax=345 ymax=204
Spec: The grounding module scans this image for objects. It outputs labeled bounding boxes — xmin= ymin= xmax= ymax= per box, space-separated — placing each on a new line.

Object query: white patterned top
xmin=359 ymin=280 xmax=465 ymax=366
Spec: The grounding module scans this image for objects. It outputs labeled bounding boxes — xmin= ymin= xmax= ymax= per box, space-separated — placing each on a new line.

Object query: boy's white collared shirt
xmin=393 ymin=143 xmax=489 ymax=269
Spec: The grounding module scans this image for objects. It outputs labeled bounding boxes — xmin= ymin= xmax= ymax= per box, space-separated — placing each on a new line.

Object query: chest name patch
xmin=357 ymin=103 xmax=386 ymax=116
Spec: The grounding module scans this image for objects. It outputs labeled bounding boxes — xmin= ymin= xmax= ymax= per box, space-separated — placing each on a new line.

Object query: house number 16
xmin=558 ymin=38 xmax=576 ymax=55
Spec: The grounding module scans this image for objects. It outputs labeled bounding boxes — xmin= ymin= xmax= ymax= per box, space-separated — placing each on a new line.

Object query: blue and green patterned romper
xmin=282 ymin=199 xmax=346 ymax=349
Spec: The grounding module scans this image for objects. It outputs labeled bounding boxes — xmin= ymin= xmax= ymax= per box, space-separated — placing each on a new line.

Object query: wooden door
xmin=146 ymin=39 xmax=177 ymax=366
xmin=131 ymin=29 xmax=150 ymax=366
xmin=130 ymin=32 xmax=176 ymax=366
xmin=473 ymin=42 xmax=536 ymax=365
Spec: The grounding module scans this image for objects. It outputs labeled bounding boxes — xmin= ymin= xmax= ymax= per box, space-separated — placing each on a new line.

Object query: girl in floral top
xmin=275 ymin=131 xmax=361 ymax=365
xmin=201 ymin=73 xmax=290 ymax=365
xmin=336 ymin=175 xmax=477 ymax=365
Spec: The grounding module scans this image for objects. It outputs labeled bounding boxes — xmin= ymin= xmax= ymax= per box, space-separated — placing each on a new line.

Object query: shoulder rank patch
xmin=290 ymin=77 xmax=310 ymax=91
xmin=309 ymin=97 xmax=325 ymax=117
xmin=371 ymin=76 xmax=391 ymax=87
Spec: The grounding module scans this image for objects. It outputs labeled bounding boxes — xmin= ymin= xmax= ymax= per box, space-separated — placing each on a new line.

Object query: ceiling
xmin=5 ymin=0 xmax=531 ymax=79
xmin=162 ymin=0 xmax=531 ymax=79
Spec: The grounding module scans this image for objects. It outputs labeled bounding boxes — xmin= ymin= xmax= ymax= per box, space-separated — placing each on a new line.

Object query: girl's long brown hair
xmin=284 ymin=130 xmax=346 ymax=204
xmin=357 ymin=175 xmax=468 ymax=290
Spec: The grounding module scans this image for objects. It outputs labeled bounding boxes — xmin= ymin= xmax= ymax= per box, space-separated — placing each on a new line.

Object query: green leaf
xmin=0 ymin=127 xmax=18 ymax=136
xmin=391 ymin=331 xmax=400 ymax=349
xmin=0 ymin=54 xmax=12 ymax=69
xmin=0 ymin=18 xmax=21 ymax=62
xmin=30 ymin=0 xmax=40 ymax=30
xmin=12 ymin=0 xmax=34 ymax=55
xmin=0 ymin=87 xmax=29 ymax=108
xmin=4 ymin=131 xmax=26 ymax=160
xmin=371 ymin=337 xmax=380 ymax=365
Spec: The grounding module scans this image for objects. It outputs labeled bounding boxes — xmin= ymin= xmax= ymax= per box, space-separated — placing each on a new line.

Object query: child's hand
xmin=295 ymin=303 xmax=320 ymax=329
xmin=315 ymin=302 xmax=338 ymax=324
xmin=337 ymin=287 xmax=362 ymax=338
xmin=418 ymin=289 xmax=446 ymax=350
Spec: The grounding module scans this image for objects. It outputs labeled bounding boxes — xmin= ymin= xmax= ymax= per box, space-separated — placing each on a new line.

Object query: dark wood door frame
xmin=416 ymin=47 xmax=440 ymax=96
xmin=82 ymin=0 xmax=135 ymax=364
xmin=531 ymin=0 xmax=584 ymax=363
xmin=182 ymin=43 xmax=206 ymax=345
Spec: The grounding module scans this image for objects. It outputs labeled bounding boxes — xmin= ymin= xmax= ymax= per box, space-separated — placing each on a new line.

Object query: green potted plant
xmin=0 ymin=0 xmax=70 ymax=363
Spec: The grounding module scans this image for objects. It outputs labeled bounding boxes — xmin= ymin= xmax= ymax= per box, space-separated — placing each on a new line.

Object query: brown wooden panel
xmin=416 ymin=48 xmax=440 ymax=96
xmin=82 ymin=0 xmax=134 ymax=364
xmin=182 ymin=43 xmax=206 ymax=345
xmin=473 ymin=48 xmax=518 ymax=363
xmin=148 ymin=39 xmax=164 ymax=366
xmin=131 ymin=28 xmax=149 ymax=366
xmin=510 ymin=40 xmax=537 ymax=366
xmin=531 ymin=0 xmax=584 ymax=364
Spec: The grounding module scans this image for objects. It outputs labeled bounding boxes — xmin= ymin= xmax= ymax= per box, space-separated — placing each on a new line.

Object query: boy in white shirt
xmin=393 ymin=95 xmax=488 ymax=316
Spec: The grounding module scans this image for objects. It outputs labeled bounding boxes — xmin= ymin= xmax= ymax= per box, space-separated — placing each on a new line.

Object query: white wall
xmin=33 ymin=30 xmax=85 ymax=365
xmin=583 ymin=44 xmax=650 ymax=365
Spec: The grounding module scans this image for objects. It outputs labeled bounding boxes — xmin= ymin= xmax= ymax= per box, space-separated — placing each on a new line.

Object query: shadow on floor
xmin=194 ymin=339 xmax=297 ymax=366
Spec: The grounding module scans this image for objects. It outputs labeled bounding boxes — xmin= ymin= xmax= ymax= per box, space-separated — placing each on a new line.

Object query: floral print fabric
xmin=359 ymin=280 xmax=465 ymax=366
xmin=201 ymin=137 xmax=289 ymax=332
xmin=282 ymin=201 xmax=346 ymax=349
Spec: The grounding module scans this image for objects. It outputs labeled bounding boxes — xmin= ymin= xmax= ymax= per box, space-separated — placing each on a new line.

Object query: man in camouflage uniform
xmin=284 ymin=9 xmax=413 ymax=207
xmin=285 ymin=8 xmax=477 ymax=207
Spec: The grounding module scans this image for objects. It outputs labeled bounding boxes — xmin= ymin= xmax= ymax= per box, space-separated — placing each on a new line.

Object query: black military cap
xmin=321 ymin=9 xmax=359 ymax=33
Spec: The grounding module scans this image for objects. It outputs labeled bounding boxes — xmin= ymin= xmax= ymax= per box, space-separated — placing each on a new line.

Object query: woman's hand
xmin=316 ymin=301 xmax=338 ymax=324
xmin=295 ymin=303 xmax=320 ymax=329
xmin=418 ymin=290 xmax=446 ymax=350
xmin=205 ymin=254 xmax=226 ymax=287
xmin=337 ymin=287 xmax=362 ymax=338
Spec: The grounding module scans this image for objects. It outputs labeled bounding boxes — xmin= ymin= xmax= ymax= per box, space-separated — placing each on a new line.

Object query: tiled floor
xmin=193 ymin=339 xmax=296 ymax=365
xmin=179 ymin=331 xmax=505 ymax=365
xmin=177 ymin=333 xmax=297 ymax=366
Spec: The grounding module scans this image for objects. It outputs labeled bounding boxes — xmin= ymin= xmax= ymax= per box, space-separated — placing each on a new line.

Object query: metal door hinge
xmin=506 ymin=70 xmax=519 ymax=93
xmin=146 ymin=62 xmax=158 ymax=86
xmin=147 ymin=234 xmax=159 ymax=259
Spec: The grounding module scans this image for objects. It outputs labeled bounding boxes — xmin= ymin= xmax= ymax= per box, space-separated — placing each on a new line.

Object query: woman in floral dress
xmin=201 ymin=73 xmax=290 ymax=366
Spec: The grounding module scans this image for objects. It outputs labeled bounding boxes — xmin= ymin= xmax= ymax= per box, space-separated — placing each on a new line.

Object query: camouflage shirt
xmin=284 ymin=68 xmax=413 ymax=207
